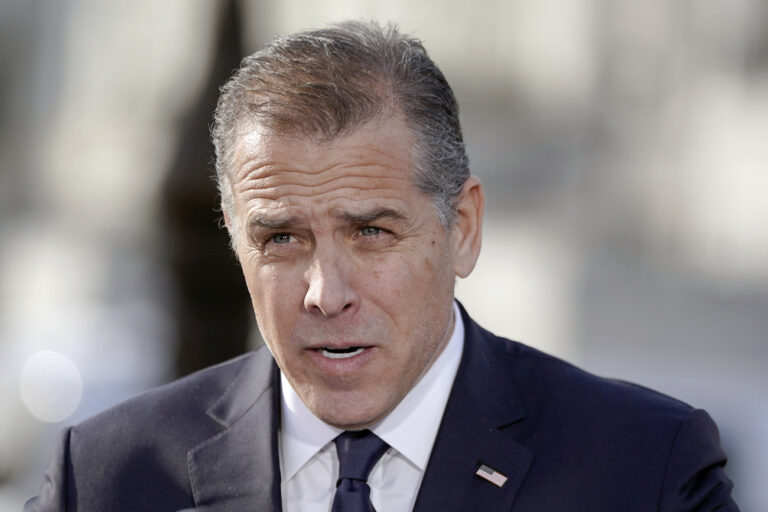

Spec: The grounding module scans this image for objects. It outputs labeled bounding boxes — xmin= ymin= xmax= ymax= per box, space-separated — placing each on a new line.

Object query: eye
xmin=270 ymin=233 xmax=294 ymax=244
xmin=360 ymin=226 xmax=381 ymax=236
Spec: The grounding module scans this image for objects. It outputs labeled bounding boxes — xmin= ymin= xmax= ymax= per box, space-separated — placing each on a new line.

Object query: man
xmin=27 ymin=21 xmax=738 ymax=511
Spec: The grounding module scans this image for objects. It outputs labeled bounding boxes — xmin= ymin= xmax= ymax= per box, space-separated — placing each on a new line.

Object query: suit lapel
xmin=413 ymin=305 xmax=533 ymax=512
xmin=187 ymin=349 xmax=282 ymax=512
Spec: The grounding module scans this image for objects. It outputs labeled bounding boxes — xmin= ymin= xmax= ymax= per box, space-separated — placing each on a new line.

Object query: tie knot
xmin=334 ymin=430 xmax=389 ymax=482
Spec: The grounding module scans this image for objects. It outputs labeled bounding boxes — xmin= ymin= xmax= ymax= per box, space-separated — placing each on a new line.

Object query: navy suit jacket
xmin=26 ymin=305 xmax=738 ymax=511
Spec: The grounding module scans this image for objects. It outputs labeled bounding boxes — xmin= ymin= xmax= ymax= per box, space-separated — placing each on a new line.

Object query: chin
xmin=318 ymin=409 xmax=382 ymax=430
xmin=325 ymin=418 xmax=374 ymax=431
xmin=313 ymin=396 xmax=392 ymax=430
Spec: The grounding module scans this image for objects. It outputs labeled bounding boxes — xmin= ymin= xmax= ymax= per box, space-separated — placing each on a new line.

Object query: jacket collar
xmin=413 ymin=302 xmax=533 ymax=511
xmin=186 ymin=348 xmax=282 ymax=512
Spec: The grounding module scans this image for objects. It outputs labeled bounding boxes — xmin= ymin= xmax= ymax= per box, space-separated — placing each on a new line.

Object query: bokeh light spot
xmin=19 ymin=350 xmax=83 ymax=423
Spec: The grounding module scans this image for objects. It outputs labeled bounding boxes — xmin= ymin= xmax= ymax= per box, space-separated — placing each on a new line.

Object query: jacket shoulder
xmin=477 ymin=322 xmax=695 ymax=420
xmin=463 ymin=317 xmax=737 ymax=510
xmin=76 ymin=350 xmax=263 ymax=436
xmin=27 ymin=349 xmax=274 ymax=512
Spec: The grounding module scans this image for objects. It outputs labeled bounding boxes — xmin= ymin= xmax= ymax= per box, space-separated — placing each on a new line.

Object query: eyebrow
xmin=334 ymin=207 xmax=407 ymax=225
xmin=248 ymin=215 xmax=301 ymax=230
xmin=247 ymin=207 xmax=407 ymax=231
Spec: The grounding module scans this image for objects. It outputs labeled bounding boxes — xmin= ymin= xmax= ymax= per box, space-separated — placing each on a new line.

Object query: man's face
xmin=227 ymin=113 xmax=478 ymax=429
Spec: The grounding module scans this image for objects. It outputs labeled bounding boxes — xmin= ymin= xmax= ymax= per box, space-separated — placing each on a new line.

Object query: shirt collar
xmin=280 ymin=301 xmax=464 ymax=480
xmin=279 ymin=374 xmax=341 ymax=481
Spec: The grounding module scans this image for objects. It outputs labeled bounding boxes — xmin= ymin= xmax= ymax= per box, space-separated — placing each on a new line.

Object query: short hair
xmin=212 ymin=20 xmax=469 ymax=235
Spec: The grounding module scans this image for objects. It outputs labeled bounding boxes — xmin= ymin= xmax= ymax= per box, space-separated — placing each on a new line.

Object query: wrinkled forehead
xmin=230 ymin=113 xmax=418 ymax=186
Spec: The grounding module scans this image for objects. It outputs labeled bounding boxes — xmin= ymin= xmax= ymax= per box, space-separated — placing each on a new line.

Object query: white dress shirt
xmin=280 ymin=301 xmax=465 ymax=512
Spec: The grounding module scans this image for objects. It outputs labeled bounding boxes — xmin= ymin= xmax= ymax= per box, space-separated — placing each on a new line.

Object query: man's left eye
xmin=271 ymin=233 xmax=294 ymax=244
xmin=360 ymin=226 xmax=381 ymax=236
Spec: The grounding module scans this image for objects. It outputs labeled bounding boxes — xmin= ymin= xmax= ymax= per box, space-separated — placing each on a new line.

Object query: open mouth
xmin=319 ymin=347 xmax=366 ymax=359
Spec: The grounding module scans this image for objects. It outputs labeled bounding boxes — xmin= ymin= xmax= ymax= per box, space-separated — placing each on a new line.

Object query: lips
xmin=306 ymin=344 xmax=376 ymax=374
xmin=320 ymin=347 xmax=366 ymax=359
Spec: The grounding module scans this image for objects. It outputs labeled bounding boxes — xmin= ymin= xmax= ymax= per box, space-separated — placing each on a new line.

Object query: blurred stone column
xmin=162 ymin=0 xmax=254 ymax=378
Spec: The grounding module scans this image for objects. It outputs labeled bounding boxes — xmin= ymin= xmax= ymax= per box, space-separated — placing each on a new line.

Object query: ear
xmin=451 ymin=176 xmax=485 ymax=278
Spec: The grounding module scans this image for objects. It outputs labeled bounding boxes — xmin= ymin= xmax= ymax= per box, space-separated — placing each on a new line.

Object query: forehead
xmin=230 ymin=114 xmax=424 ymax=213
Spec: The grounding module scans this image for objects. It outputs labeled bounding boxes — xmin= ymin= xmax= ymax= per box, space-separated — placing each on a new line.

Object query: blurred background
xmin=1 ymin=0 xmax=766 ymax=509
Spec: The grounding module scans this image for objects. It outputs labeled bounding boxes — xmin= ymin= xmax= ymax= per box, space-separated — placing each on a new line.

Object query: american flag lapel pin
xmin=475 ymin=463 xmax=508 ymax=487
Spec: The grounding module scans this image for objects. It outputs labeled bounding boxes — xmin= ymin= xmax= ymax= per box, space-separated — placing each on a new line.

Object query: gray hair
xmin=212 ymin=20 xmax=469 ymax=234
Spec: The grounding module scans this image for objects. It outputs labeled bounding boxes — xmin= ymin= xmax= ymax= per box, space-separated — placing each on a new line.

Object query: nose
xmin=303 ymin=246 xmax=358 ymax=317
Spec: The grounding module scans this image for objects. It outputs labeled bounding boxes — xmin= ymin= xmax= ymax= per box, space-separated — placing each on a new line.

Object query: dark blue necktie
xmin=331 ymin=430 xmax=389 ymax=512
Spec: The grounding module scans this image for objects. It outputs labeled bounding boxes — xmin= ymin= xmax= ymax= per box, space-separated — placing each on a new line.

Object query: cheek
xmin=362 ymin=253 xmax=411 ymax=301
xmin=243 ymin=263 xmax=303 ymax=334
xmin=368 ymin=248 xmax=451 ymax=325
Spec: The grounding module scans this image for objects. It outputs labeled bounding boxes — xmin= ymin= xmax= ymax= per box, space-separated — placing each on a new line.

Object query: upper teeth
xmin=321 ymin=347 xmax=365 ymax=359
